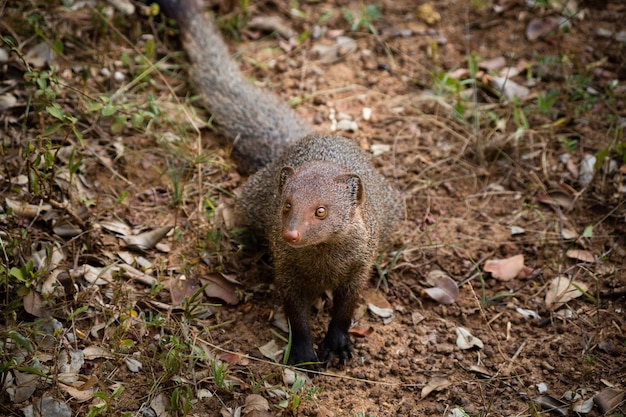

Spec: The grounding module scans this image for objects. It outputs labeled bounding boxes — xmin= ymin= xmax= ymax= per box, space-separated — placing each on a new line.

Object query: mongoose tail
xmin=156 ymin=0 xmax=312 ymax=174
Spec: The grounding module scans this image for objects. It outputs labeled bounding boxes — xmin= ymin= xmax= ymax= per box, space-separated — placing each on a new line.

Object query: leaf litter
xmin=1 ymin=0 xmax=625 ymax=416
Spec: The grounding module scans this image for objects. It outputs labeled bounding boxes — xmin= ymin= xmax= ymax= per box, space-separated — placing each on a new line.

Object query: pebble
xmin=362 ymin=107 xmax=372 ymax=121
xmin=336 ymin=119 xmax=358 ymax=132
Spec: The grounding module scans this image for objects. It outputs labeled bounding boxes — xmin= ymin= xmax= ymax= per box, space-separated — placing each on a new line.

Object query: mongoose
xmin=155 ymin=0 xmax=403 ymax=366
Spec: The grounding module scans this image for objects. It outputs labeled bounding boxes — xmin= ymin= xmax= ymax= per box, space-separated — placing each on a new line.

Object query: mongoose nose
xmin=282 ymin=229 xmax=300 ymax=243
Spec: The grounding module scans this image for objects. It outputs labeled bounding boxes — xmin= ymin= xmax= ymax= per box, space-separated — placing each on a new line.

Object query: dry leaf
xmin=424 ymin=271 xmax=458 ymax=304
xmin=316 ymin=405 xmax=335 ymax=417
xmin=220 ymin=353 xmax=244 ymax=365
xmin=456 ymin=327 xmax=484 ymax=350
xmin=5 ymin=198 xmax=52 ymax=218
xmin=364 ymin=289 xmax=394 ymax=318
xmin=594 ymin=388 xmax=625 ymax=414
xmin=533 ymin=395 xmax=569 ymax=415
xmin=368 ymin=303 xmax=394 ymax=318
xmin=348 ymin=326 xmax=374 ymax=338
xmin=169 ymin=274 xmax=202 ymax=307
xmin=125 ymin=358 xmax=142 ymax=373
xmin=484 ymin=254 xmax=525 ymax=281
xmin=23 ymin=290 xmax=45 ymax=318
xmin=526 ymin=17 xmax=558 ymax=42
xmin=479 ymin=56 xmax=506 ymax=71
xmin=59 ymin=382 xmax=96 ymax=402
xmin=200 ymin=273 xmax=240 ymax=305
xmin=421 ymin=376 xmax=451 ymax=399
xmin=566 ymin=249 xmax=595 ymax=263
xmin=536 ymin=190 xmax=575 ymax=210
xmin=258 ymin=340 xmax=282 ymax=361
xmin=489 ymin=76 xmax=530 ymax=100
xmin=545 ymin=276 xmax=588 ymax=310
xmin=83 ymin=346 xmax=114 ymax=360
xmin=121 ymin=226 xmax=172 ymax=251
xmin=244 ymin=394 xmax=270 ymax=413
xmin=248 ymin=16 xmax=294 ymax=39
xmin=8 ymin=370 xmax=38 ymax=403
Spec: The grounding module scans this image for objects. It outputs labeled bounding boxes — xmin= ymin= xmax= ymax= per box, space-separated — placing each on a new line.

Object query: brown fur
xmin=156 ymin=0 xmax=403 ymax=366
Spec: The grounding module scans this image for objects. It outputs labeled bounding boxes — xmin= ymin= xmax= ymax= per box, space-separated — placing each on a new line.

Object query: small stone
xmin=336 ymin=119 xmax=358 ymax=132
xmin=0 ymin=48 xmax=8 ymax=63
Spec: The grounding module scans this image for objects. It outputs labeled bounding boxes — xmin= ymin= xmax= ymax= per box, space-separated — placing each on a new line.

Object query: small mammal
xmin=155 ymin=0 xmax=403 ymax=366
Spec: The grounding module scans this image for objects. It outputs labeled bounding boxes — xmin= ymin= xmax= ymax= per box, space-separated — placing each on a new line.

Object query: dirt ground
xmin=1 ymin=0 xmax=625 ymax=416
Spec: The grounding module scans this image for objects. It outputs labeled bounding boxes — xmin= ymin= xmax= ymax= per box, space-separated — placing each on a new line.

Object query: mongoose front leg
xmin=283 ymin=297 xmax=318 ymax=367
xmin=319 ymin=283 xmax=359 ymax=364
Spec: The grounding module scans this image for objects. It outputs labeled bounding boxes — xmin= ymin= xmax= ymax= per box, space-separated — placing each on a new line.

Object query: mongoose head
xmin=278 ymin=162 xmax=364 ymax=248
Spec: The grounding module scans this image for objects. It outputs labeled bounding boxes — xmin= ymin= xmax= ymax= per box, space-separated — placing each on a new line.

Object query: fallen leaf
xmin=25 ymin=41 xmax=54 ymax=67
xmin=367 ymin=303 xmax=394 ymax=318
xmin=244 ymin=394 xmax=270 ymax=414
xmin=0 ymin=93 xmax=17 ymax=111
xmin=59 ymin=382 xmax=96 ymax=402
xmin=526 ymin=17 xmax=558 ymax=42
xmin=515 ymin=308 xmax=541 ymax=320
xmin=121 ymin=226 xmax=172 ymax=251
xmin=169 ymin=274 xmax=202 ymax=307
xmin=5 ymin=198 xmax=52 ymax=218
xmin=272 ymin=310 xmax=289 ymax=333
xmin=536 ymin=191 xmax=575 ymax=210
xmin=566 ymin=249 xmax=595 ymax=263
xmin=490 ymin=76 xmax=530 ymax=100
xmin=579 ymin=154 xmax=596 ymax=185
xmin=316 ymin=405 xmax=335 ymax=417
xmin=479 ymin=56 xmax=506 ymax=71
xmin=533 ymin=395 xmax=569 ymax=415
xmin=364 ymin=289 xmax=394 ymax=318
xmin=456 ymin=327 xmax=484 ymax=350
xmin=282 ymin=368 xmax=310 ymax=386
xmin=484 ymin=254 xmax=525 ymax=281
xmin=421 ymin=376 xmax=450 ymax=399
xmin=411 ymin=311 xmax=425 ymax=325
xmin=82 ymin=346 xmax=114 ymax=360
xmin=200 ymin=273 xmax=240 ymax=305
xmin=8 ymin=370 xmax=38 ymax=403
xmin=594 ymin=388 xmax=625 ymax=414
xmin=220 ymin=353 xmax=244 ymax=365
xmin=125 ymin=358 xmax=142 ymax=373
xmin=348 ymin=326 xmax=374 ymax=338
xmin=545 ymin=276 xmax=588 ymax=310
xmin=469 ymin=364 xmax=493 ymax=378
xmin=423 ymin=270 xmax=458 ymax=304
xmin=258 ymin=340 xmax=282 ymax=362
xmin=23 ymin=290 xmax=45 ymax=318
xmin=248 ymin=16 xmax=294 ymax=39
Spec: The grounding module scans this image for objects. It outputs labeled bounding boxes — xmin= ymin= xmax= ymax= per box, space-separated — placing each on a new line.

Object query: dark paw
xmin=286 ymin=343 xmax=319 ymax=370
xmin=319 ymin=330 xmax=353 ymax=365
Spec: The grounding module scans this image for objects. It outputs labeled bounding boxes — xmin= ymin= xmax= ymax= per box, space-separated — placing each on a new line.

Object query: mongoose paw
xmin=286 ymin=343 xmax=319 ymax=370
xmin=319 ymin=331 xmax=353 ymax=365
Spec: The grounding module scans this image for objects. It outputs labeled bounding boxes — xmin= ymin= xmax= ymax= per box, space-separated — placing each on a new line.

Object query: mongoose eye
xmin=283 ymin=203 xmax=291 ymax=213
xmin=315 ymin=207 xmax=327 ymax=218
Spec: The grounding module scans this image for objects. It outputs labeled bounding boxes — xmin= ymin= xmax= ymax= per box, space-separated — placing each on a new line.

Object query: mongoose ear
xmin=335 ymin=173 xmax=363 ymax=205
xmin=279 ymin=166 xmax=295 ymax=194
